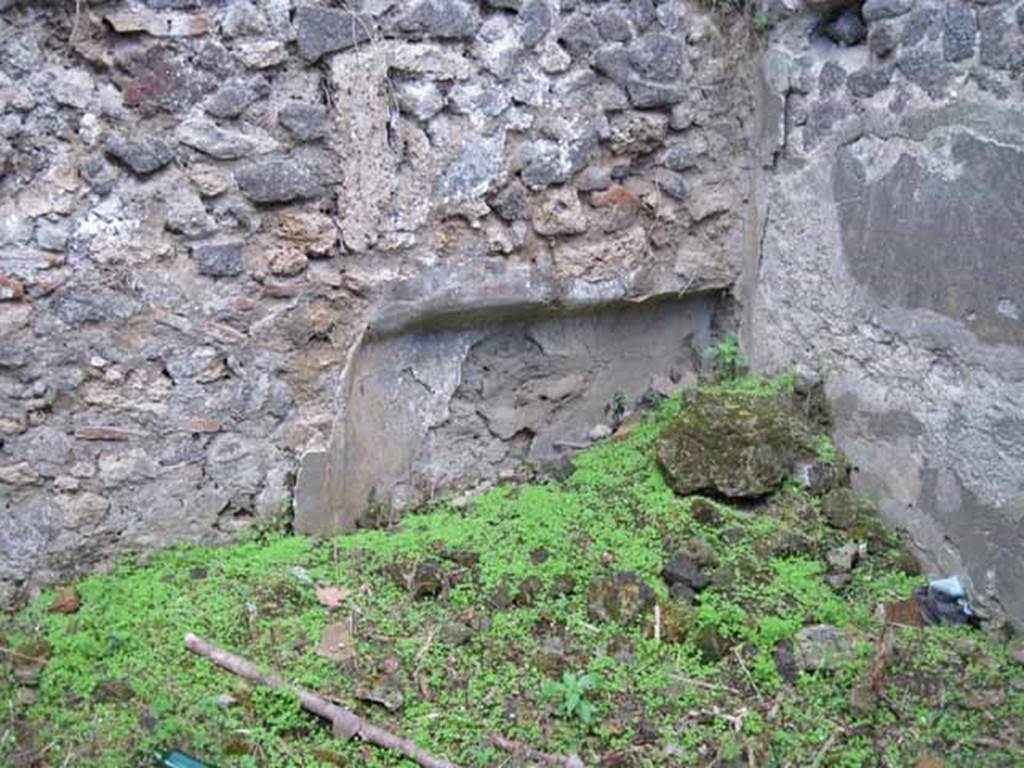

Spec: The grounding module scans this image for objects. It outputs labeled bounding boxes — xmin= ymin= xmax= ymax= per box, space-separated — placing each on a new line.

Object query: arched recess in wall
xmin=293 ymin=262 xmax=728 ymax=535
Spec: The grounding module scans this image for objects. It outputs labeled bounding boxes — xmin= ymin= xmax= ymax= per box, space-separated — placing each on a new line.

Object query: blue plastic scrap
xmin=154 ymin=750 xmax=212 ymax=768
xmin=914 ymin=575 xmax=976 ymax=626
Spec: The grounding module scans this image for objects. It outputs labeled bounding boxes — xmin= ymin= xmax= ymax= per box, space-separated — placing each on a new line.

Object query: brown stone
xmin=277 ymin=211 xmax=338 ymax=256
xmin=47 ymin=585 xmax=81 ymax=614
xmin=179 ymin=418 xmax=223 ymax=434
xmin=0 ymin=462 xmax=40 ymax=486
xmin=75 ymin=426 xmax=140 ymax=441
xmin=104 ymin=11 xmax=207 ymax=37
xmin=884 ymin=596 xmax=924 ymax=628
xmin=269 ymin=247 xmax=309 ymax=277
xmin=316 ymin=621 xmax=356 ymax=664
xmin=262 ymin=282 xmax=304 ymax=298
xmin=0 ymin=275 xmax=26 ymax=301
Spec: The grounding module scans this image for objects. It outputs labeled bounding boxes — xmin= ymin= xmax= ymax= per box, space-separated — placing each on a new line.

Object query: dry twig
xmin=184 ymin=633 xmax=460 ymax=768
xmin=487 ymin=735 xmax=583 ymax=768
xmin=733 ymin=647 xmax=763 ymax=702
xmin=810 ymin=725 xmax=842 ymax=768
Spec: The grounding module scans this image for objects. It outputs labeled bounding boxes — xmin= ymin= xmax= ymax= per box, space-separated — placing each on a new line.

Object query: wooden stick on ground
xmin=184 ymin=633 xmax=460 ymax=768
xmin=487 ymin=735 xmax=583 ymax=768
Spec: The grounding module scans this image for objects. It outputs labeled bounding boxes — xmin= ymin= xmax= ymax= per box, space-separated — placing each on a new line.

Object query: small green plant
xmin=705 ymin=332 xmax=748 ymax=382
xmin=813 ymin=434 xmax=837 ymax=465
xmin=541 ymin=670 xmax=601 ymax=727
xmin=605 ymin=390 xmax=628 ymax=428
xmin=251 ymin=687 xmax=308 ymax=734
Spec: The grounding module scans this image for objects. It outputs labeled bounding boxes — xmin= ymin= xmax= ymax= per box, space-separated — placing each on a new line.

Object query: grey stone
xmin=489 ymin=180 xmax=530 ymax=221
xmin=204 ymin=79 xmax=266 ymax=119
xmin=861 ymin=0 xmax=912 ymax=22
xmin=869 ymin=24 xmax=898 ymax=58
xmin=662 ymin=144 xmax=698 ymax=172
xmin=78 ymin=155 xmax=118 ymax=195
xmin=278 ymin=102 xmax=328 ymax=141
xmin=942 ymin=7 xmax=974 ymax=64
xmin=979 ymin=8 xmax=1024 ymax=72
xmin=824 ymin=11 xmax=866 ymax=47
xmin=35 ymin=219 xmax=70 ymax=252
xmin=793 ymin=625 xmax=857 ymax=671
xmin=176 ymin=118 xmax=278 ymax=160
xmin=396 ymin=80 xmax=445 ymax=121
xmin=627 ymin=79 xmax=686 ymax=108
xmin=19 ymin=427 xmax=72 ymax=472
xmin=627 ymin=0 xmax=656 ymax=32
xmin=819 ymin=61 xmax=847 ymax=96
xmin=557 ymin=13 xmax=599 ymax=59
xmin=596 ymin=6 xmax=633 ymax=42
xmin=435 ymin=131 xmax=505 ymax=205
xmin=899 ymin=9 xmax=933 ymax=48
xmin=53 ymin=286 xmax=139 ymax=325
xmin=397 ymin=0 xmax=481 ymax=40
xmin=628 ymin=33 xmax=682 ymax=81
xmin=98 ymin=449 xmax=157 ymax=487
xmin=62 ymin=492 xmax=109 ymax=529
xmin=0 ymin=493 xmax=60 ymax=582
xmin=519 ymin=0 xmax=552 ymax=48
xmin=105 ymin=135 xmax=174 ymax=175
xmin=294 ymin=449 xmax=330 ymax=536
xmin=164 ymin=186 xmax=215 ymax=238
xmin=239 ymin=41 xmax=287 ymax=70
xmin=826 ymin=542 xmax=861 ymax=573
xmin=577 ymin=165 xmax=611 ymax=192
xmin=220 ymin=0 xmax=267 ymax=38
xmin=51 ymin=67 xmax=95 ymax=109
xmin=846 ymin=65 xmax=893 ymax=98
xmin=448 ymin=82 xmax=510 ymax=117
xmin=654 ymin=168 xmax=686 ymax=201
xmin=662 ymin=553 xmax=710 ymax=591
xmin=898 ymin=48 xmax=953 ymax=97
xmin=294 ymin=6 xmax=374 ymax=62
xmin=235 ymin=154 xmax=324 ymax=203
xmin=191 ymin=240 xmax=245 ymax=277
xmin=593 ymin=45 xmax=632 ymax=85
xmin=655 ymin=3 xmax=678 ymax=31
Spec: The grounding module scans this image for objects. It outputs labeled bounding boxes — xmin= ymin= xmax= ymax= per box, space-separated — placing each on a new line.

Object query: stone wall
xmin=0 ymin=0 xmax=753 ymax=601
xmin=748 ymin=0 xmax=1024 ymax=630
xmin=6 ymin=0 xmax=1023 ymax=630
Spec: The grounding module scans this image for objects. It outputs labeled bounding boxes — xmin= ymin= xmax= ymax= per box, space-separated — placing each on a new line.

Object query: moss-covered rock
xmin=655 ymin=390 xmax=823 ymax=498
xmin=587 ymin=571 xmax=655 ymax=626
xmin=821 ymin=487 xmax=873 ymax=530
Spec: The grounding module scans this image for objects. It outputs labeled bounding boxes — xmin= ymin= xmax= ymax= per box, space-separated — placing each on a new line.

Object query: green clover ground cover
xmin=2 ymin=378 xmax=1020 ymax=766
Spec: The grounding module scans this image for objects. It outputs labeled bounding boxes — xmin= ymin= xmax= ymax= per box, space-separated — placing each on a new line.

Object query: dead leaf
xmin=47 ymin=585 xmax=81 ymax=614
xmin=315 ymin=585 xmax=354 ymax=610
xmin=316 ymin=622 xmax=356 ymax=664
xmin=915 ymin=755 xmax=944 ymax=768
xmin=354 ymin=674 xmax=404 ymax=712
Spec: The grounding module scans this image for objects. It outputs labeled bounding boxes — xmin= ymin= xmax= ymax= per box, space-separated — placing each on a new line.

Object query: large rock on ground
xmin=656 ymin=390 xmax=821 ymax=498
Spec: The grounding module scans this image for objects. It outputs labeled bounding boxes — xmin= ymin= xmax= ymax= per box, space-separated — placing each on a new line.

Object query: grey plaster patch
xmin=834 ymin=132 xmax=1024 ymax=346
xmin=300 ymin=292 xmax=718 ymax=534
